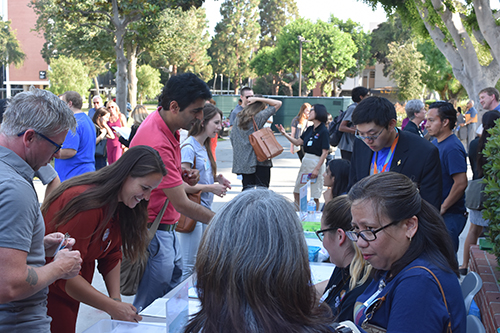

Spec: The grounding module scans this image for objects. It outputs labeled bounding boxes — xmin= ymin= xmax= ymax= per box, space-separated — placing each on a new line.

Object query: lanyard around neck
xmin=371 ymin=133 xmax=399 ymax=174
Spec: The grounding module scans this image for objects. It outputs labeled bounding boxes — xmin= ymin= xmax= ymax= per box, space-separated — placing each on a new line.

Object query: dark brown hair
xmin=42 ymin=146 xmax=167 ymax=261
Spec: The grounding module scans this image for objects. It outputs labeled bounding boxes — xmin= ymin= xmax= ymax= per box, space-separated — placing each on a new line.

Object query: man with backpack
xmin=337 ymin=87 xmax=369 ymax=161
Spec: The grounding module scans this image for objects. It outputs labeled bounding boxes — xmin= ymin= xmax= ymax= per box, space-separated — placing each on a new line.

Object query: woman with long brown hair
xmin=230 ymin=96 xmax=282 ymax=190
xmin=179 ymin=103 xmax=231 ymax=280
xmin=92 ymin=107 xmax=115 ymax=170
xmin=42 ymin=146 xmax=167 ymax=333
xmin=290 ymin=102 xmax=311 ymax=160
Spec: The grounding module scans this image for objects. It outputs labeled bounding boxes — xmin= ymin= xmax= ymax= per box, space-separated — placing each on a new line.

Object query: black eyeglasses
xmin=315 ymin=227 xmax=337 ymax=242
xmin=17 ymin=131 xmax=63 ymax=153
xmin=355 ymin=127 xmax=385 ymax=141
xmin=346 ymin=220 xmax=400 ymax=242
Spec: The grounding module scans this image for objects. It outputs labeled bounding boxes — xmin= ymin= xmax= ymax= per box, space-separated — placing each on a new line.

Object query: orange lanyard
xmin=371 ymin=135 xmax=399 ymax=174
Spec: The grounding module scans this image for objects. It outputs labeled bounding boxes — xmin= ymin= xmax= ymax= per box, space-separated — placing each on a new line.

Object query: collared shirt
xmin=130 ymin=110 xmax=183 ymax=224
xmin=0 ymin=146 xmax=47 ymax=310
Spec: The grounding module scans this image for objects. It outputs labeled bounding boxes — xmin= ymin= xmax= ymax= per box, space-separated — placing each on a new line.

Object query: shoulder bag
xmin=465 ymin=178 xmax=486 ymax=210
xmin=249 ymin=116 xmax=283 ymax=162
xmin=176 ymin=143 xmax=202 ymax=233
xmin=120 ymin=199 xmax=169 ymax=296
xmin=361 ymin=266 xmax=452 ymax=333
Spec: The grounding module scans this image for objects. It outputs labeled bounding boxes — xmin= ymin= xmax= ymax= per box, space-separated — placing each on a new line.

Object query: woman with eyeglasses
xmin=184 ymin=188 xmax=334 ymax=333
xmin=315 ymin=196 xmax=372 ymax=322
xmin=347 ymin=172 xmax=465 ymax=332
xmin=278 ymin=104 xmax=330 ymax=210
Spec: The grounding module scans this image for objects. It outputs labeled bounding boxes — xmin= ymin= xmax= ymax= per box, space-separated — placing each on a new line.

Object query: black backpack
xmin=329 ymin=110 xmax=346 ymax=147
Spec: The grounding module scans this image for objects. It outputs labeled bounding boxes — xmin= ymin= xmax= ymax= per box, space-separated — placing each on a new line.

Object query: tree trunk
xmin=127 ymin=42 xmax=139 ymax=113
xmin=94 ymin=77 xmax=100 ymax=96
xmin=416 ymin=0 xmax=500 ymax=117
xmin=112 ymin=0 xmax=128 ymax=118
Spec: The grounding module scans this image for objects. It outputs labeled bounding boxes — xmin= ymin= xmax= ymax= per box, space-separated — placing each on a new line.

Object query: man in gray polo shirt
xmin=0 ymin=88 xmax=82 ymax=332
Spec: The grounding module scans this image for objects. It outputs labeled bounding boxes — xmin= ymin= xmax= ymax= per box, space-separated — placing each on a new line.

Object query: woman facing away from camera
xmin=315 ymin=196 xmax=372 ymax=322
xmin=118 ymin=104 xmax=149 ymax=148
xmin=179 ymin=103 xmax=231 ymax=280
xmin=347 ymin=172 xmax=466 ymax=332
xmin=230 ymin=96 xmax=282 ymax=190
xmin=184 ymin=188 xmax=334 ymax=333
xmin=42 ymin=146 xmax=167 ymax=333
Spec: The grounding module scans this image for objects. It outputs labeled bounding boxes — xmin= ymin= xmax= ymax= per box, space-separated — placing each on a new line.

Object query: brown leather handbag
xmin=249 ymin=116 xmax=283 ymax=162
xmin=176 ymin=143 xmax=202 ymax=233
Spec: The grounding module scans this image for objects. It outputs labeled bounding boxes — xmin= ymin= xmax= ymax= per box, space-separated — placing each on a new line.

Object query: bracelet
xmin=112 ymin=297 xmax=121 ymax=302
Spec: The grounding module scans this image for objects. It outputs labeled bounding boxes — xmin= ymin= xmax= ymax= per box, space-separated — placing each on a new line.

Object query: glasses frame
xmin=355 ymin=127 xmax=385 ymax=141
xmin=315 ymin=227 xmax=338 ymax=242
xmin=346 ymin=220 xmax=400 ymax=242
xmin=17 ymin=130 xmax=63 ymax=153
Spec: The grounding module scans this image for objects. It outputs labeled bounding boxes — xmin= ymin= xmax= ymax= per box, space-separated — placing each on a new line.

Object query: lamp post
xmin=298 ymin=35 xmax=311 ymax=97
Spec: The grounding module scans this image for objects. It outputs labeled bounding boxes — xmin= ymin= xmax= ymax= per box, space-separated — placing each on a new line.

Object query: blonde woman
xmin=315 ymin=196 xmax=372 ymax=322
xmin=106 ymin=101 xmax=127 ymax=164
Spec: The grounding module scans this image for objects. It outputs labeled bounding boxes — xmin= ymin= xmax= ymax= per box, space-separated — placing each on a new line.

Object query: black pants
xmin=242 ymin=166 xmax=271 ymax=191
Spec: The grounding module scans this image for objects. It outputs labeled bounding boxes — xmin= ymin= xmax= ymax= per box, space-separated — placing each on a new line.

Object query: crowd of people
xmin=0 ymin=77 xmax=499 ymax=332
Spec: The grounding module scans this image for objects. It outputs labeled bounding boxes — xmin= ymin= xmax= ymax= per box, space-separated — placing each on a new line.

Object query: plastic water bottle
xmin=307 ymin=199 xmax=316 ymax=215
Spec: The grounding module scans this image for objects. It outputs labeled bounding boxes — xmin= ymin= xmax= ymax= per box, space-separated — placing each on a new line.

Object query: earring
xmin=408 ymin=235 xmax=412 ymax=242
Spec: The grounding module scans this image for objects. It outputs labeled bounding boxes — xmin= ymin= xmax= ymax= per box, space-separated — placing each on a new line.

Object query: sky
xmin=202 ymin=0 xmax=389 ymax=35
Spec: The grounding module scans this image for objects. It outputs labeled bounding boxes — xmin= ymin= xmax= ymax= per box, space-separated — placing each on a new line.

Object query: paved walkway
xmin=33 ymin=134 xmax=469 ymax=332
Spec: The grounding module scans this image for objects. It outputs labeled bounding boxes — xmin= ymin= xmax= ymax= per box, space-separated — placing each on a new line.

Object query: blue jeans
xmin=177 ymin=222 xmax=204 ymax=281
xmin=133 ymin=230 xmax=183 ymax=311
xmin=443 ymin=212 xmax=467 ymax=254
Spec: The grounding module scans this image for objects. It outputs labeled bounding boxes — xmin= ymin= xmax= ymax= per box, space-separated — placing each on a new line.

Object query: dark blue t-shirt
xmin=300 ymin=123 xmax=330 ymax=156
xmin=432 ymin=134 xmax=467 ymax=214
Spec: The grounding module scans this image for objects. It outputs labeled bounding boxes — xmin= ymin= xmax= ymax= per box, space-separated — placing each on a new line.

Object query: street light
xmin=298 ymin=35 xmax=311 ymax=97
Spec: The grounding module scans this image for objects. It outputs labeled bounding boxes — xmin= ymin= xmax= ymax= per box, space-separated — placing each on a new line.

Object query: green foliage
xmin=136 ymin=64 xmax=162 ymax=104
xmin=0 ymin=17 xmax=25 ymax=67
xmin=386 ymin=41 xmax=426 ymax=100
xmin=149 ymin=7 xmax=212 ymax=80
xmin=259 ymin=0 xmax=298 ymax=47
xmin=370 ymin=15 xmax=413 ymax=76
xmin=482 ymin=120 xmax=500 ymax=265
xmin=209 ymin=0 xmax=260 ymax=90
xmin=329 ymin=16 xmax=374 ymax=79
xmin=47 ymin=56 xmax=92 ymax=97
xmin=417 ymin=40 xmax=464 ymax=100
xmin=276 ymin=18 xmax=357 ymax=96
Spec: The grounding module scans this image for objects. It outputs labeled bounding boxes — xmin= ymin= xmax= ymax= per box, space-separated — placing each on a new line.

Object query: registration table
xmin=84 ymin=212 xmax=333 ymax=332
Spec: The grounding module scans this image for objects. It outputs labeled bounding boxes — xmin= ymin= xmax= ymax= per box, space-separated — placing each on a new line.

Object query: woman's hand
xmin=211 ymin=184 xmax=228 ymax=197
xmin=216 ymin=174 xmax=231 ymax=189
xmin=108 ymin=300 xmax=142 ymax=323
xmin=310 ymin=168 xmax=319 ymax=179
xmin=277 ymin=124 xmax=287 ymax=135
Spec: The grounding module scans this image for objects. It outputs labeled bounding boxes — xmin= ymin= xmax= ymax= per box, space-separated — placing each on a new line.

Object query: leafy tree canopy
xmin=0 ymin=17 xmax=25 ymax=67
xmin=48 ymin=56 xmax=92 ymax=96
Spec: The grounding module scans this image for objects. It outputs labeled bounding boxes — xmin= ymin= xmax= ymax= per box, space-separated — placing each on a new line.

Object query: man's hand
xmin=53 ymin=249 xmax=82 ymax=279
xmin=44 ymin=232 xmax=76 ymax=257
xmin=182 ymin=168 xmax=200 ymax=186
